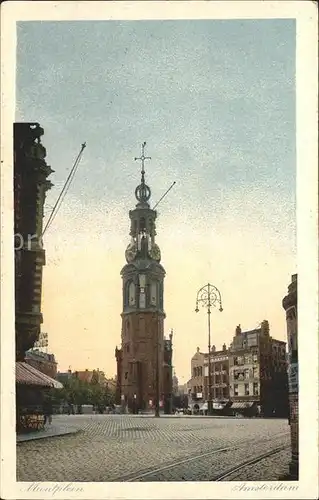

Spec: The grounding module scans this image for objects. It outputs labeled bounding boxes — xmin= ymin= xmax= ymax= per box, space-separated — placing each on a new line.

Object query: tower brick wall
xmin=115 ymin=143 xmax=172 ymax=413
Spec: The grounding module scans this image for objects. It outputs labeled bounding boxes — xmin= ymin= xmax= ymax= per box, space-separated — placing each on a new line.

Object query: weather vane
xmin=134 ymin=141 xmax=151 ymax=183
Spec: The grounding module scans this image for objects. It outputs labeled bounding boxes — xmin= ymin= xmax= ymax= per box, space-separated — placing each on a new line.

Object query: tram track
xmin=112 ymin=432 xmax=290 ymax=482
xmin=213 ymin=444 xmax=290 ymax=481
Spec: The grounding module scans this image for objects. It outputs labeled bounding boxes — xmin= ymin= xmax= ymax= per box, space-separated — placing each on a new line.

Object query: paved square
xmin=17 ymin=415 xmax=290 ymax=482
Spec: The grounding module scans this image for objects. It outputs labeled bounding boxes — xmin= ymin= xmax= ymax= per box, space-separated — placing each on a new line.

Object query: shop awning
xmin=231 ymin=402 xmax=255 ymax=409
xmin=16 ymin=362 xmax=63 ymax=389
xmin=200 ymin=403 xmax=208 ymax=410
xmin=213 ymin=403 xmax=225 ymax=410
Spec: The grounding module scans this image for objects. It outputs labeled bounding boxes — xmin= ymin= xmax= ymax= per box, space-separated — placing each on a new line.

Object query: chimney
xmin=261 ymin=320 xmax=269 ymax=335
xmin=236 ymin=325 xmax=242 ymax=336
xmin=196 ymin=346 xmax=200 ymax=353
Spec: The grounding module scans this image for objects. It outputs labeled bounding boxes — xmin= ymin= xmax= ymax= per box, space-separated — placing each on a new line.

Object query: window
xmin=234 ymin=384 xmax=239 ymax=396
xmin=129 ymin=282 xmax=135 ymax=305
xmin=244 ymin=369 xmax=250 ymax=379
xmin=253 ymin=383 xmax=259 ymax=395
xmin=139 ymin=291 xmax=146 ymax=309
xmin=247 ymin=334 xmax=257 ymax=347
xmin=126 ymin=344 xmax=130 ymax=353
xmin=237 ymin=356 xmax=244 ymax=365
xmin=245 ymin=354 xmax=252 ymax=364
xmin=234 ymin=370 xmax=244 ymax=381
xmin=244 ymin=383 xmax=249 ymax=396
xmin=150 ymin=281 xmax=157 ymax=305
xmin=253 ymin=354 xmax=258 ymax=363
xmin=253 ymin=366 xmax=258 ymax=378
xmin=124 ymin=372 xmax=128 ymax=380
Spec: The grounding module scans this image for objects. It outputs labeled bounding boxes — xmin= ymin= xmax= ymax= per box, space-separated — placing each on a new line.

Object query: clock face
xmin=149 ymin=244 xmax=161 ymax=261
xmin=125 ymin=243 xmax=137 ymax=263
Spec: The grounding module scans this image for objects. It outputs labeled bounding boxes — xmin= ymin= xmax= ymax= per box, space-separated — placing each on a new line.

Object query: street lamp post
xmin=195 ymin=283 xmax=223 ymax=416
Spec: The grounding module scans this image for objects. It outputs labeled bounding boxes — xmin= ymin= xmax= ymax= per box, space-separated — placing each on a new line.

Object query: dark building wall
xmin=14 ymin=123 xmax=53 ymax=360
xmin=283 ymin=274 xmax=298 ymax=479
xmin=115 ymin=347 xmax=122 ymax=404
xmin=162 ymin=335 xmax=173 ymax=413
xmin=229 ymin=322 xmax=288 ymax=417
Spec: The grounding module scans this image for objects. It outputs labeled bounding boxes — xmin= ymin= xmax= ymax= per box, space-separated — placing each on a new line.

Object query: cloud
xmin=17 ymin=19 xmax=296 ymax=378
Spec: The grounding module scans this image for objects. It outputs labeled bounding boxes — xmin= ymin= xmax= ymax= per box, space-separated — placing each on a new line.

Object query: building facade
xmin=282 ymin=274 xmax=298 ymax=479
xmin=228 ymin=321 xmax=288 ymax=417
xmin=203 ymin=344 xmax=229 ymax=402
xmin=115 ymin=144 xmax=172 ymax=413
xmin=189 ymin=348 xmax=205 ymax=408
xmin=25 ymin=349 xmax=57 ymax=379
xmin=74 ymin=368 xmax=108 ymax=386
xmin=14 ymin=123 xmax=53 ymax=360
xmin=189 ymin=345 xmax=230 ymax=410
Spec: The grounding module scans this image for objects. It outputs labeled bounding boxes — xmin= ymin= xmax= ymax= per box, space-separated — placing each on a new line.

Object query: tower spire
xmin=134 ymin=142 xmax=152 ymax=206
xmin=134 ymin=141 xmax=151 ymax=185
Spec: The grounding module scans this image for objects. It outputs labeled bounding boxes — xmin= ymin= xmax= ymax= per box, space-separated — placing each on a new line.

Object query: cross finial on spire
xmin=134 ymin=142 xmax=151 ymax=184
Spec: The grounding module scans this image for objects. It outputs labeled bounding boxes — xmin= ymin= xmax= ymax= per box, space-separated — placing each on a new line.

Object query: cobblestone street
xmin=17 ymin=415 xmax=290 ymax=482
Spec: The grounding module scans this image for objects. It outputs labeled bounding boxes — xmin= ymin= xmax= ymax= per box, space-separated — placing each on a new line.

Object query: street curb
xmin=17 ymin=428 xmax=82 ymax=443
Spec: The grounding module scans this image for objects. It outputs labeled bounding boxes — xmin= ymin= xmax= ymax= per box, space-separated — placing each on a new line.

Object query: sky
xmin=16 ymin=19 xmax=296 ymax=382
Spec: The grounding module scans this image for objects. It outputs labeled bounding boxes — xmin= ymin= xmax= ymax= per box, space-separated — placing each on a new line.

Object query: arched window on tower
xmin=139 ymin=217 xmax=146 ymax=233
xmin=125 ymin=280 xmax=135 ymax=307
xmin=150 ymin=281 xmax=158 ymax=306
xmin=129 ymin=282 xmax=136 ymax=306
xmin=124 ymin=281 xmax=130 ymax=307
xmin=159 ymin=282 xmax=164 ymax=309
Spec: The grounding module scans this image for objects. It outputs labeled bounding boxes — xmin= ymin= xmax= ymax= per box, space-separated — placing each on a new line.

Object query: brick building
xmin=203 ymin=344 xmax=229 ymax=402
xmin=283 ymin=274 xmax=298 ymax=479
xmin=228 ymin=321 xmax=288 ymax=417
xmin=189 ymin=345 xmax=230 ymax=411
xmin=14 ymin=123 xmax=53 ymax=360
xmin=25 ymin=349 xmax=57 ymax=379
xmin=189 ymin=347 xmax=205 ymax=407
xmin=74 ymin=368 xmax=107 ymax=385
xmin=115 ymin=144 xmax=172 ymax=413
